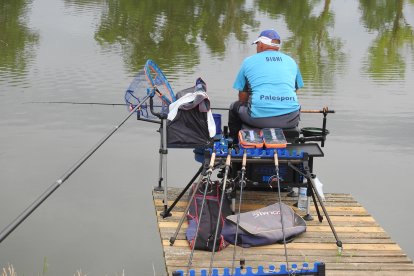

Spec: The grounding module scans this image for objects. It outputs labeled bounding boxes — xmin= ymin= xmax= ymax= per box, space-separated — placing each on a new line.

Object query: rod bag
xmin=186 ymin=181 xmax=232 ymax=252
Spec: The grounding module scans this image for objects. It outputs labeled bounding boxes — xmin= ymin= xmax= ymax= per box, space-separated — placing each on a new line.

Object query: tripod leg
xmin=169 ymin=174 xmax=204 ymax=246
xmin=302 ymin=179 xmax=314 ymax=221
xmin=308 ymin=174 xmax=343 ymax=250
xmin=309 ymin=180 xmax=323 ymax=222
xmin=162 ymin=165 xmax=203 ymax=218
xmin=288 ymin=162 xmax=342 ymax=250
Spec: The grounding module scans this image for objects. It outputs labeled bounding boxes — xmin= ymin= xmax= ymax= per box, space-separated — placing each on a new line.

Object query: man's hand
xmin=238 ymin=91 xmax=249 ymax=103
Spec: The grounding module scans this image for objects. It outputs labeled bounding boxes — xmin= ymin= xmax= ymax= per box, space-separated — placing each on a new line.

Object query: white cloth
xmin=167 ymin=91 xmax=216 ymax=137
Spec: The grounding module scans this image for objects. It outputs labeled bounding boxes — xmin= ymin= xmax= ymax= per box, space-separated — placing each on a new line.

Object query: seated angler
xmin=228 ymin=29 xmax=304 ymax=142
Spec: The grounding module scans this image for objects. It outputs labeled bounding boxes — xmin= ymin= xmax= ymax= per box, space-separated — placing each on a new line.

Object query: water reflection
xmin=0 ymin=0 xmax=39 ymax=85
xmin=359 ymin=0 xmax=414 ymax=81
xmin=255 ymin=0 xmax=346 ymax=94
xmin=93 ymin=0 xmax=259 ymax=75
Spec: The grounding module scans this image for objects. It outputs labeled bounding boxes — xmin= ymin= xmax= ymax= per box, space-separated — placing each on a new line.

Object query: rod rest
xmin=207 ymin=142 xmax=304 ymax=159
xmin=173 ymin=261 xmax=325 ymax=276
xmin=294 ymin=135 xmax=326 ymax=144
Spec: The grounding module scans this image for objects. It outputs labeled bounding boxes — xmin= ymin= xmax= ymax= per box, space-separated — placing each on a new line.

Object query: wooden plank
xmin=164 ymin=240 xmax=402 ymax=251
xmin=164 ymin=246 xmax=410 ymax=258
xmin=154 ymin=201 xmax=368 ymax=215
xmin=153 ymin=188 xmax=414 ymax=275
xmin=156 ymin=211 xmax=376 ymax=222
xmin=159 ymin=222 xmax=385 ymax=234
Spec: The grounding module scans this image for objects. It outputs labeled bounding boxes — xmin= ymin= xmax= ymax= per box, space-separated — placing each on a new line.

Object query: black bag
xmin=222 ymin=202 xmax=306 ymax=248
xmin=167 ymin=79 xmax=214 ymax=148
xmin=186 ymin=181 xmax=232 ymax=252
xmin=167 ymin=108 xmax=212 ymax=148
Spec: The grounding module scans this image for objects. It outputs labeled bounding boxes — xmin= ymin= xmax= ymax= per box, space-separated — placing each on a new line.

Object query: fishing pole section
xmin=0 ymin=91 xmax=154 ymax=243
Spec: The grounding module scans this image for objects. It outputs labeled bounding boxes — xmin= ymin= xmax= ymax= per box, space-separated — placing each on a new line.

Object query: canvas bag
xmin=222 ymin=202 xmax=306 ymax=248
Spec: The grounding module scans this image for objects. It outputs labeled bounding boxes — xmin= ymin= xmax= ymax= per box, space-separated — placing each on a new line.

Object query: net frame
xmin=124 ymin=59 xmax=176 ymax=119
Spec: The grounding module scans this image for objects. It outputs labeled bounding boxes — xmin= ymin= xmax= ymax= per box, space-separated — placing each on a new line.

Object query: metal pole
xmin=154 ymin=121 xmax=164 ymax=192
xmin=209 ymin=153 xmax=232 ymax=275
xmin=231 ymin=149 xmax=247 ymax=274
xmin=161 ymin=117 xmax=169 ymax=216
xmin=0 ymin=94 xmax=151 ymax=243
xmin=273 ymin=150 xmax=289 ymax=269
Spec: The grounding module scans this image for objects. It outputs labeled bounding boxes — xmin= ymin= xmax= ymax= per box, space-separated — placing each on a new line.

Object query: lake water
xmin=1 ymin=0 xmax=414 ymax=275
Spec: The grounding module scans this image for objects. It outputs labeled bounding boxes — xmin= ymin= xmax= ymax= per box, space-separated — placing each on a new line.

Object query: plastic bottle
xmin=297 ymin=187 xmax=308 ymax=210
xmin=314 ymin=176 xmax=325 ymax=201
xmin=220 ymin=135 xmax=228 ymax=150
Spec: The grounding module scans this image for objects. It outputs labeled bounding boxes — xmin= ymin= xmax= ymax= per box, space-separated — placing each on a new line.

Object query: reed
xmin=1 ymin=264 xmax=16 ymax=276
xmin=74 ymin=269 xmax=86 ymax=276
xmin=1 ymin=265 xmax=125 ymax=276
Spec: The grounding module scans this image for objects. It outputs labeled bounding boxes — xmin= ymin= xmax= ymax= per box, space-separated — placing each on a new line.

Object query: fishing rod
xmin=273 ymin=149 xmax=290 ymax=270
xmin=186 ymin=151 xmax=217 ymax=270
xmin=0 ymin=93 xmax=152 ymax=244
xmin=28 ymin=101 xmax=335 ymax=115
xmin=28 ymin=101 xmax=127 ymax=106
xmin=208 ymin=152 xmax=232 ymax=276
xmin=231 ymin=148 xmax=247 ymax=274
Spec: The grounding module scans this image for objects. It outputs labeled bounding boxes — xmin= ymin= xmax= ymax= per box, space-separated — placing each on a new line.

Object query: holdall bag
xmin=222 ymin=202 xmax=306 ymax=248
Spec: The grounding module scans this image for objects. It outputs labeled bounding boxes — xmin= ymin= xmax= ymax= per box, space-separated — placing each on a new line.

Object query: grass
xmin=1 ymin=264 xmax=16 ymax=276
xmin=1 ymin=264 xmax=126 ymax=276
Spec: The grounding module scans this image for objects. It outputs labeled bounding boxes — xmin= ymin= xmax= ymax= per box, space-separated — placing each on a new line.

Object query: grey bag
xmin=222 ymin=202 xmax=306 ymax=247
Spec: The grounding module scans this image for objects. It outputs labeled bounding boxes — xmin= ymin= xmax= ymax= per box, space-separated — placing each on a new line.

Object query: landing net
xmin=124 ymin=59 xmax=176 ymax=119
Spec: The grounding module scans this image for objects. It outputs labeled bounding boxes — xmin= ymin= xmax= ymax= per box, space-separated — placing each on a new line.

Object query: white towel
xmin=167 ymin=92 xmax=216 ymax=137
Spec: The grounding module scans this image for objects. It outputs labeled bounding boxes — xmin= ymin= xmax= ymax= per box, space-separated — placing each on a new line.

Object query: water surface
xmin=1 ymin=0 xmax=414 ymax=275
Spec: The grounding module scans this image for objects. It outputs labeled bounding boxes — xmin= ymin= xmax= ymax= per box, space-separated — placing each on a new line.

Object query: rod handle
xmin=225 ymin=153 xmax=231 ymax=166
xmin=273 ymin=150 xmax=279 ymax=167
xmin=209 ymin=152 xmax=216 ymax=169
xmin=242 ymin=150 xmax=247 ymax=167
xmin=301 ymin=107 xmax=335 ymax=114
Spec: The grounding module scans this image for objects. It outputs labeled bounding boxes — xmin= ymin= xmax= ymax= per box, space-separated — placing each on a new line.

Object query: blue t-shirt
xmin=233 ymin=50 xmax=303 ymax=118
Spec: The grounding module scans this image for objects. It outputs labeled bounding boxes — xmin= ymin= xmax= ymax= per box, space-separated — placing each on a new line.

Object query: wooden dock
xmin=153 ymin=188 xmax=414 ymax=275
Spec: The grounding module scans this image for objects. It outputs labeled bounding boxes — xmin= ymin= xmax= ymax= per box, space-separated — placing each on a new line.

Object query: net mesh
xmin=124 ymin=59 xmax=176 ymax=119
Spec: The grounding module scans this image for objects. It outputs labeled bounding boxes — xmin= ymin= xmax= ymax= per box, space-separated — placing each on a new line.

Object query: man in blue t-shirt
xmin=229 ymin=29 xmax=304 ymax=141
